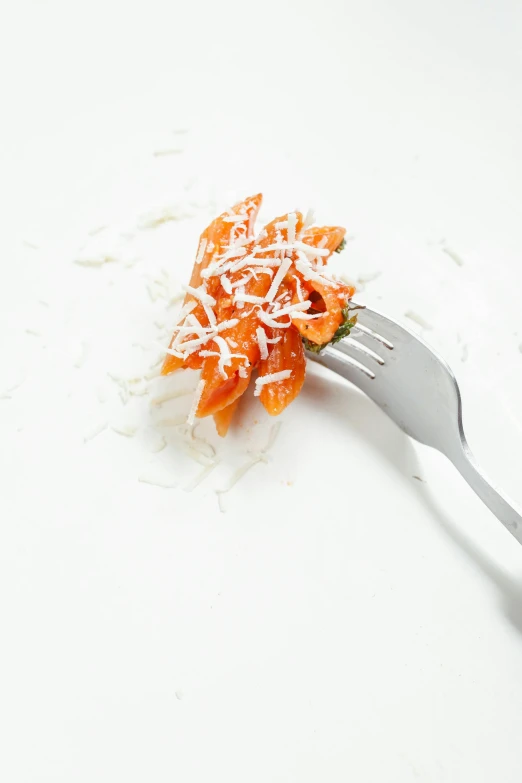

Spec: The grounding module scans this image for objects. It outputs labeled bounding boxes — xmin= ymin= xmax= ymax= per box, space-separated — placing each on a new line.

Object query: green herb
xmin=302 ymin=305 xmax=358 ymax=353
xmin=334 ymin=237 xmax=346 ymax=254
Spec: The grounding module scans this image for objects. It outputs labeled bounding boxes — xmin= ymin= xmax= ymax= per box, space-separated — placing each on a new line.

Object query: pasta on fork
xmin=161 ymin=194 xmax=356 ymax=435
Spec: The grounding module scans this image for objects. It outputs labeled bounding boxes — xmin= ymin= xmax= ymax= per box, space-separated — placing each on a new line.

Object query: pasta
xmin=160 ymin=195 xmax=355 ymax=435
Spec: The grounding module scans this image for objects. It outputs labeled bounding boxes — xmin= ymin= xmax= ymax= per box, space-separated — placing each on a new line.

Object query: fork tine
xmin=352 ymin=322 xmax=394 ymax=350
xmin=322 ymin=346 xmax=376 ymax=379
xmin=336 ymin=336 xmax=385 ymax=366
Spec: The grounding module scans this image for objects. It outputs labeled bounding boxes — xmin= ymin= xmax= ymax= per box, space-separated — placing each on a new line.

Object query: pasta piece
xmin=213 ymin=398 xmax=241 ymax=437
xmin=162 ymin=194 xmax=262 ymax=375
xmin=196 ymin=212 xmax=303 ymax=418
xmin=259 ymin=327 xmax=306 ymax=415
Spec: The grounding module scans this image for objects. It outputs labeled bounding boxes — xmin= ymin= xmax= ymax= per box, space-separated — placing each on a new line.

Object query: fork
xmin=307 ymin=305 xmax=522 ymax=545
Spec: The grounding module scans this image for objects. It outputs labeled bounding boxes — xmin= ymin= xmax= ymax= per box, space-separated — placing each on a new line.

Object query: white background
xmin=1 ymin=1 xmax=522 ymax=781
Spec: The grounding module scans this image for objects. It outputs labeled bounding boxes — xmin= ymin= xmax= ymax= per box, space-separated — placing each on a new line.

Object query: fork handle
xmin=449 ymin=443 xmax=522 ymax=546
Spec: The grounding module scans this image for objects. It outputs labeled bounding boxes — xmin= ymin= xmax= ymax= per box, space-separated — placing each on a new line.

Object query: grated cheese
xmin=215 ymin=455 xmax=265 ymax=512
xmin=293 ymin=274 xmax=304 ymax=301
xmin=150 ymin=388 xmax=193 ymax=406
xmin=265 ymin=257 xmax=292 ymax=303
xmin=263 ymin=421 xmax=282 ymax=453
xmin=222 ymin=214 xmax=246 ymax=223
xmin=294 ymin=240 xmax=330 ymax=257
xmin=74 ymin=255 xmax=119 ymax=267
xmin=138 ymin=474 xmax=177 ymax=489
xmin=203 ymin=303 xmax=217 ymax=327
xmin=257 ymin=309 xmax=292 ymax=329
xmin=0 ymin=378 xmax=25 ymax=400
xmin=187 ymin=379 xmax=206 ymax=425
xmin=157 ymin=415 xmax=187 ymax=427
xmin=147 ymin=434 xmax=167 ymax=453
xmin=295 ymin=253 xmax=335 ymax=287
xmin=290 ymin=311 xmax=324 ymax=321
xmin=182 ymin=284 xmax=216 ymax=306
xmin=287 ymin=213 xmax=297 ymax=244
xmin=235 ymin=286 xmax=245 ymax=309
xmin=442 ymin=246 xmax=464 ymax=267
xmin=405 ymin=310 xmax=433 ymax=330
xmin=217 ymin=318 xmax=239 ymax=332
xmin=254 ymin=370 xmax=292 ymax=396
xmin=83 ymin=421 xmax=108 ymax=443
xmin=220 ymin=274 xmax=233 ymax=294
xmin=111 ymin=423 xmax=138 ymax=437
xmin=184 ymin=459 xmax=220 ymax=492
xmin=267 ymin=300 xmax=310 ymax=319
xmin=234 ymin=292 xmax=265 ymax=304
xmin=302 ymin=208 xmax=315 ymax=231
xmin=195 ymin=238 xmax=207 ymax=265
xmin=256 ymin=326 xmax=269 ymax=360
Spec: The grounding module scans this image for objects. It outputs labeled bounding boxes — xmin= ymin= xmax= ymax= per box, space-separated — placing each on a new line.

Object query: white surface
xmin=1 ymin=1 xmax=522 ymax=781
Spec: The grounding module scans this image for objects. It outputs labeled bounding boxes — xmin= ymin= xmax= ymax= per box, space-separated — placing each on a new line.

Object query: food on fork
xmin=160 ymin=194 xmax=356 ymax=435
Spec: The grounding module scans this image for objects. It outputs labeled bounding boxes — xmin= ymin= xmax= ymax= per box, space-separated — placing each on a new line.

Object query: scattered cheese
xmin=302 ymin=208 xmax=315 ymax=231
xmin=295 ymin=253 xmax=335 ymax=287
xmin=138 ymin=473 xmax=177 ymax=489
xmin=0 ymin=378 xmax=25 ymax=400
xmin=254 ymin=370 xmax=292 ymax=396
xmin=150 ymin=388 xmax=193 ymax=406
xmin=265 ymin=257 xmax=292 ymax=302
xmin=184 ymin=460 xmax=220 ymax=492
xmin=215 ymin=455 xmax=265 ymax=512
xmin=195 ymin=238 xmax=207 ymax=265
xmin=74 ymin=255 xmax=119 ymax=267
xmin=111 ymin=423 xmax=139 ymax=437
xmin=220 ymin=274 xmax=233 ymax=294
xmin=83 ymin=421 xmax=108 ymax=443
xmin=181 ymin=284 xmax=216 ymax=306
xmin=287 ymin=213 xmax=297 ymax=244
xmin=157 ymin=415 xmax=188 ymax=427
xmin=405 ymin=310 xmax=433 ymax=330
xmin=442 ymin=246 xmax=464 ymax=267
xmin=187 ymin=379 xmax=206 ymax=425
xmin=256 ymin=326 xmax=269 ymax=360
xmin=294 ymin=240 xmax=330 ymax=257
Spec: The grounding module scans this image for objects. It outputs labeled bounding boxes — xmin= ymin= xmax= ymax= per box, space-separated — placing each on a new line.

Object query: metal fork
xmin=307 ymin=305 xmax=522 ymax=545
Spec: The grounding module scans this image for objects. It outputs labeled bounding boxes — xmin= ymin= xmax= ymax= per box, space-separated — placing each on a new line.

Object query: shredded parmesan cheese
xmin=184 ymin=460 xmax=220 ymax=492
xmin=220 ymin=274 xmax=233 ymax=294
xmin=181 ymin=284 xmax=216 ymax=306
xmin=265 ymin=257 xmax=292 ymax=303
xmin=287 ymin=213 xmax=297 ymax=244
xmin=303 ymin=208 xmax=315 ymax=231
xmin=215 ymin=455 xmax=265 ymax=512
xmin=187 ymin=379 xmax=205 ymax=425
xmin=0 ymin=378 xmax=25 ymax=400
xmin=195 ymin=238 xmax=207 ymax=264
xmin=83 ymin=421 xmax=108 ymax=443
xmin=150 ymin=388 xmax=193 ymax=406
xmin=138 ymin=474 xmax=177 ymax=489
xmin=111 ymin=423 xmax=138 ymax=437
xmin=254 ymin=370 xmax=292 ymax=396
xmin=257 ymin=309 xmax=292 ymax=329
xmin=157 ymin=415 xmax=188 ymax=427
xmin=256 ymin=326 xmax=269 ymax=360
xmin=295 ymin=253 xmax=335 ymax=287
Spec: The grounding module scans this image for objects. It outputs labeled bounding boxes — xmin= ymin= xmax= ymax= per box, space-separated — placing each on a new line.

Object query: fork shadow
xmin=303 ymin=367 xmax=522 ymax=638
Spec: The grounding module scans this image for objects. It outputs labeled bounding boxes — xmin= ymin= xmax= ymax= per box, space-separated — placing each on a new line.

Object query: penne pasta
xmin=159 ymin=194 xmax=355 ymax=435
